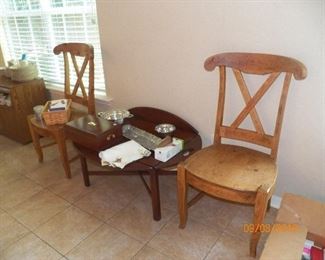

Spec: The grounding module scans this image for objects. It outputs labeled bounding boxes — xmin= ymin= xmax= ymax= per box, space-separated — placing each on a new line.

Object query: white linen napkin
xmin=98 ymin=140 xmax=151 ymax=169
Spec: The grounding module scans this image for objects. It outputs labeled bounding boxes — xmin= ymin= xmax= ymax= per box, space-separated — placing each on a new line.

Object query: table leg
xmin=80 ymin=155 xmax=90 ymax=186
xmin=150 ymin=170 xmax=161 ymax=221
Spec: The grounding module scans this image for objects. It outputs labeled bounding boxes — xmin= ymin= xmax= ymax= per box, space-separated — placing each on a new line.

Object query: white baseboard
xmin=270 ymin=195 xmax=282 ymax=209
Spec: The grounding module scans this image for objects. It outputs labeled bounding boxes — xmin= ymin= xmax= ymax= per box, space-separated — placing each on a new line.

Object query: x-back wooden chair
xmin=177 ymin=52 xmax=307 ymax=257
xmin=28 ymin=42 xmax=95 ymax=178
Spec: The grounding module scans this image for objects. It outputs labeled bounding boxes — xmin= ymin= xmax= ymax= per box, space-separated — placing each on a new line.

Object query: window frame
xmin=0 ymin=0 xmax=107 ymax=97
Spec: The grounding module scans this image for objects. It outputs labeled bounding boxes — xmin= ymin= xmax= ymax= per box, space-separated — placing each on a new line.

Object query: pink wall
xmin=96 ymin=1 xmax=325 ymax=202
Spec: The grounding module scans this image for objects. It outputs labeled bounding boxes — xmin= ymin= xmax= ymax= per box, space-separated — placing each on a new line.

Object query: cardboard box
xmin=261 ymin=224 xmax=308 ymax=260
xmin=276 ymin=193 xmax=325 ymax=246
xmin=154 ymin=137 xmax=184 ymax=162
xmin=261 ymin=193 xmax=325 ymax=259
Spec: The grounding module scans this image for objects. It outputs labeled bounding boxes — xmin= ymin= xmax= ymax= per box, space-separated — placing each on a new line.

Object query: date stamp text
xmin=243 ymin=223 xmax=300 ymax=233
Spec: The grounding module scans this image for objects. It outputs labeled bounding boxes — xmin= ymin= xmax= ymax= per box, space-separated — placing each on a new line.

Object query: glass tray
xmin=122 ymin=124 xmax=162 ymax=150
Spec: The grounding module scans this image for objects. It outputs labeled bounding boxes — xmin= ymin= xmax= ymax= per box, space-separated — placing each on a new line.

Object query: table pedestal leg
xmin=150 ymin=170 xmax=161 ymax=221
xmin=80 ymin=155 xmax=90 ymax=186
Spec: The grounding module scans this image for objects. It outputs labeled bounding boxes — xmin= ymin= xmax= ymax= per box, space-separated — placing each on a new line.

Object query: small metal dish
xmin=155 ymin=123 xmax=176 ymax=135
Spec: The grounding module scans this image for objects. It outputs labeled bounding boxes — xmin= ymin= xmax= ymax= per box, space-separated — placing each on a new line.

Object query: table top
xmin=67 ymin=106 xmax=202 ymax=172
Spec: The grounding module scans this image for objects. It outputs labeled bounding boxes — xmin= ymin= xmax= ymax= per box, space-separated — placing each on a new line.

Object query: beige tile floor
xmin=0 ymin=135 xmax=277 ymax=259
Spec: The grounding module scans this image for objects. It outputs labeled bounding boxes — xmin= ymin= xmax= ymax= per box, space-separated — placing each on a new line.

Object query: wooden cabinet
xmin=0 ymin=76 xmax=47 ymax=143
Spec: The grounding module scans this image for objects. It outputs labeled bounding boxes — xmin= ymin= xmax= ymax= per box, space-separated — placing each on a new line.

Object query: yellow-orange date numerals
xmin=243 ymin=223 xmax=299 ymax=233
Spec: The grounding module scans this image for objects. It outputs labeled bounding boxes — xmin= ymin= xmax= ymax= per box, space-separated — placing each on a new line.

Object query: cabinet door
xmin=0 ymin=78 xmax=47 ymax=143
xmin=1 ymin=107 xmax=17 ymax=139
xmin=0 ymin=107 xmax=5 ymax=134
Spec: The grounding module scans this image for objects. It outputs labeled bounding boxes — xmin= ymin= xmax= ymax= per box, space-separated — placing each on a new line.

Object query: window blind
xmin=0 ymin=0 xmax=106 ymax=96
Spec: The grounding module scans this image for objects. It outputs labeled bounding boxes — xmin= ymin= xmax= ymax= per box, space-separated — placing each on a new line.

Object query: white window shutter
xmin=0 ymin=0 xmax=106 ymax=96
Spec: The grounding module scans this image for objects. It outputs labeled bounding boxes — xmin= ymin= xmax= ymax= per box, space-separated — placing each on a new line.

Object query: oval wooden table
xmin=65 ymin=107 xmax=202 ymax=221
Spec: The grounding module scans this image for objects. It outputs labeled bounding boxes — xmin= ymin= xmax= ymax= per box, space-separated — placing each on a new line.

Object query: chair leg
xmin=267 ymin=198 xmax=271 ymax=212
xmin=250 ymin=186 xmax=269 ymax=257
xmin=27 ymin=118 xmax=43 ymax=162
xmin=177 ymin=162 xmax=188 ymax=228
xmin=53 ymin=130 xmax=71 ymax=179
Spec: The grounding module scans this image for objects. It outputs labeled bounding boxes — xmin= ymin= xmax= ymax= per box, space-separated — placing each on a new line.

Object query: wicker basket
xmin=42 ymin=99 xmax=71 ymax=125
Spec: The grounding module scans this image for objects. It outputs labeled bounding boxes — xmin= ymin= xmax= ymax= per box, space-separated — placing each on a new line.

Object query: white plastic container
xmin=9 ymin=61 xmax=38 ymax=82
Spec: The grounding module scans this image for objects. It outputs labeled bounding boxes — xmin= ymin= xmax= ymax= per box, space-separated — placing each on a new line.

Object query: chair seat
xmin=184 ymin=144 xmax=277 ymax=192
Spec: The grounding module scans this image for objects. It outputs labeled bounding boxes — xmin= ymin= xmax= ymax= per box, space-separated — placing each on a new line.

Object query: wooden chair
xmin=28 ymin=43 xmax=95 ymax=178
xmin=177 ymin=53 xmax=307 ymax=257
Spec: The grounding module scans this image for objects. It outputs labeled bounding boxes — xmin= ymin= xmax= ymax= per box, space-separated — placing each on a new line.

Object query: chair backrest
xmin=53 ymin=42 xmax=95 ymax=115
xmin=205 ymin=52 xmax=307 ymax=159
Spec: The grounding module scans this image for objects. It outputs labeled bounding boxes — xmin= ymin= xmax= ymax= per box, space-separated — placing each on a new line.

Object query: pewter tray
xmin=98 ymin=109 xmax=131 ymax=121
xmin=122 ymin=124 xmax=162 ymax=150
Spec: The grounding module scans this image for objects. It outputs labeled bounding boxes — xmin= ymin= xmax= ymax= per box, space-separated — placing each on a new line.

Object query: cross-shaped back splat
xmin=64 ymin=52 xmax=89 ymax=99
xmin=54 ymin=43 xmax=95 ymax=115
xmin=204 ymin=53 xmax=307 ymax=159
xmin=231 ymin=69 xmax=280 ymax=134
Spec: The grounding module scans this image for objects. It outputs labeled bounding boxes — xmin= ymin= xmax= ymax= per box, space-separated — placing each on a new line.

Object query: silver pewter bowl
xmin=98 ymin=109 xmax=132 ymax=123
xmin=155 ymin=123 xmax=176 ymax=134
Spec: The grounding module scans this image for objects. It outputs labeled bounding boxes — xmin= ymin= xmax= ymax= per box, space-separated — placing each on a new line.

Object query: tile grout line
xmin=61 ymin=184 xmax=146 ymax=258
xmin=62 ymin=190 xmax=147 ymax=259
xmin=30 ymin=231 xmax=65 ymax=259
xmin=63 ymin=221 xmax=107 ymax=258
xmin=0 ymin=214 xmax=64 ymax=259
xmin=139 ymin=214 xmax=182 ymax=259
xmin=2 ymin=192 xmax=99 ymax=258
xmin=31 ymin=203 xmax=104 ymax=259
xmin=104 ymin=190 xmax=177 ymax=259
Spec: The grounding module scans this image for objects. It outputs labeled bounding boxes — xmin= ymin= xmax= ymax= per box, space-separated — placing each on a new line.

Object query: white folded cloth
xmin=99 ymin=140 xmax=151 ymax=169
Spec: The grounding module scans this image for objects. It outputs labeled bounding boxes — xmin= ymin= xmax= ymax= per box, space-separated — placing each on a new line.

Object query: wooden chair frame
xmin=177 ymin=52 xmax=307 ymax=257
xmin=28 ymin=43 xmax=95 ymax=178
